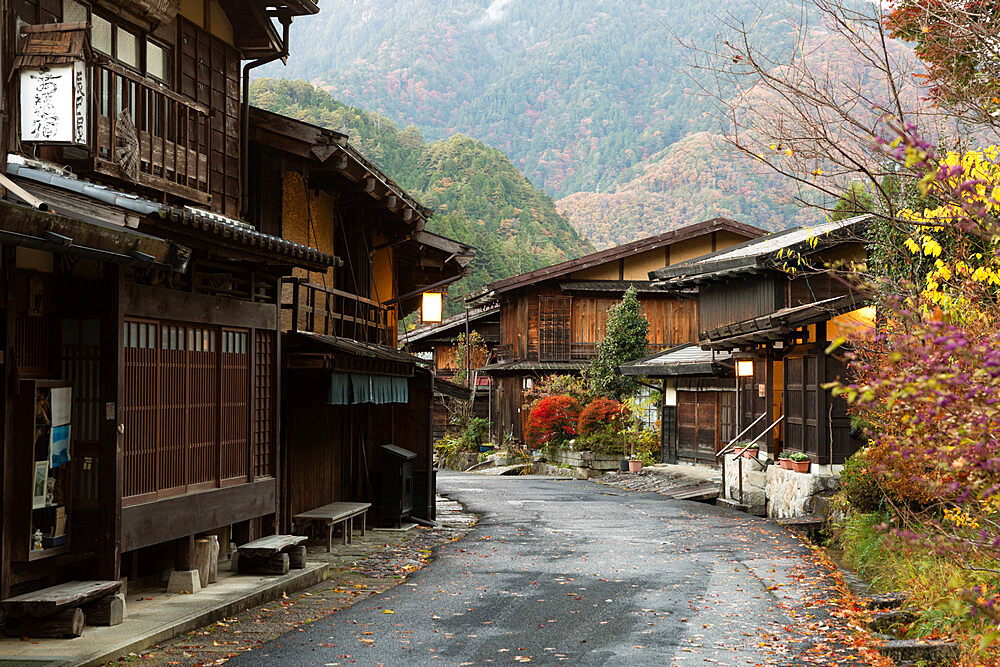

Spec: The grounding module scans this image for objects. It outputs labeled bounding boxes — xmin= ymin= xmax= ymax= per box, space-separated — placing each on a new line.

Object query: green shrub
xmin=840 ymin=448 xmax=885 ymax=513
xmin=576 ymin=428 xmax=624 ymax=454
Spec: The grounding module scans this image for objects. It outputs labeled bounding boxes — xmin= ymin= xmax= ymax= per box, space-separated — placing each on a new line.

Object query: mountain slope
xmin=260 ymin=0 xmax=803 ymax=199
xmin=250 ymin=79 xmax=594 ymax=312
xmin=557 ymin=132 xmax=818 ymax=248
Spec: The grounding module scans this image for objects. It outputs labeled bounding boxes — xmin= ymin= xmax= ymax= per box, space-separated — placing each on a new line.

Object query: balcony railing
xmin=499 ymin=341 xmax=678 ymax=363
xmin=282 ymin=277 xmax=392 ymax=347
xmin=91 ymin=61 xmax=212 ymax=205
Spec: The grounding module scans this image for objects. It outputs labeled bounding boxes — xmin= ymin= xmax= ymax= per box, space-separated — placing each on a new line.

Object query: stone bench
xmin=2 ymin=580 xmax=124 ymax=637
xmin=294 ymin=502 xmax=371 ymax=552
xmin=236 ymin=535 xmax=309 ymax=575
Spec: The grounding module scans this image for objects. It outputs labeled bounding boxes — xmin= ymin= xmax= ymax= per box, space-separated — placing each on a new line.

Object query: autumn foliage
xmin=525 ymin=395 xmax=582 ymax=449
xmin=577 ymin=397 xmax=627 ymax=436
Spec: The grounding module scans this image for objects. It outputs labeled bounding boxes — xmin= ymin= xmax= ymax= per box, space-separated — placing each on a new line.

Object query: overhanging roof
xmin=0 ymin=197 xmax=188 ymax=272
xmin=434 ymin=377 xmax=474 ymax=401
xmin=468 ymin=217 xmax=765 ymax=302
xmin=701 ymin=294 xmax=865 ymax=349
xmin=7 ymin=162 xmax=338 ymax=270
xmin=618 ymin=343 xmax=733 ymax=377
xmin=651 ymin=215 xmax=869 ymax=288
xmin=399 ymin=305 xmax=500 ymax=348
xmin=479 ymin=359 xmax=587 ymax=375
xmin=249 ymin=106 xmax=432 ymax=224
xmin=558 ymin=280 xmax=664 ymax=294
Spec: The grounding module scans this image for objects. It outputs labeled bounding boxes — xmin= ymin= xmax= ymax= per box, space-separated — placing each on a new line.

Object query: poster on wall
xmin=50 ymin=425 xmax=70 ymax=469
xmin=50 ymin=387 xmax=71 ymax=428
xmin=32 ymin=461 xmax=48 ymax=510
xmin=19 ymin=62 xmax=87 ymax=144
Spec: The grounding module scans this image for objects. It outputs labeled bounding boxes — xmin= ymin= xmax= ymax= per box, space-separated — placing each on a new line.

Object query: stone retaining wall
xmin=766 ymin=465 xmax=839 ymax=518
xmin=723 ymin=454 xmax=841 ymax=518
xmin=546 ymin=449 xmax=621 ymax=470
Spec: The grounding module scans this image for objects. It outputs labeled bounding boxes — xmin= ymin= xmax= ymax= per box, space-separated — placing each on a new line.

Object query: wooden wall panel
xmin=699 ymin=277 xmax=783 ymax=334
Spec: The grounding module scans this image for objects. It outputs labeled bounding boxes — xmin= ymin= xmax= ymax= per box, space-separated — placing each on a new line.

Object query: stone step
xmin=869 ymin=610 xmax=918 ymax=634
xmin=864 ymin=593 xmax=907 ymax=610
xmin=878 ymin=639 xmax=959 ymax=663
xmin=715 ymin=498 xmax=750 ymax=513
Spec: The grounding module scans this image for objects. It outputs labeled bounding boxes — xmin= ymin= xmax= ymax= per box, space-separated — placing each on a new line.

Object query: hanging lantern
xmin=421 ymin=292 xmax=443 ymax=323
xmin=736 ymin=359 xmax=755 ymax=377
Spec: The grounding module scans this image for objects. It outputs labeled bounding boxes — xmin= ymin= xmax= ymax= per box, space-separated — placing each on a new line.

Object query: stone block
xmin=166 ymin=569 xmax=202 ymax=594
xmin=745 ymin=470 xmax=768 ymax=490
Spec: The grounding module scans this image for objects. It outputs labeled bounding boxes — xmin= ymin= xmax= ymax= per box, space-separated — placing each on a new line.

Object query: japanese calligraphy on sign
xmin=19 ymin=63 xmax=87 ymax=144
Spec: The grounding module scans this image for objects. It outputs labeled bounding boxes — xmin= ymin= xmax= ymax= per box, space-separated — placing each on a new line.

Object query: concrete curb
xmin=75 ymin=562 xmax=328 ymax=667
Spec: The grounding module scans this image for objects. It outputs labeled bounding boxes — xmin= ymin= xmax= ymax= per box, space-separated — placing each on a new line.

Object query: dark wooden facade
xmin=650 ymin=217 xmax=870 ymax=465
xmin=472 ymin=219 xmax=764 ymax=444
xmin=248 ymin=109 xmax=474 ymax=527
xmin=0 ymin=0 xmax=344 ymax=601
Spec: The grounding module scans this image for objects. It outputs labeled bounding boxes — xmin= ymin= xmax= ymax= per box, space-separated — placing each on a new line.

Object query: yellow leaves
xmin=811 ymin=167 xmax=824 ymax=176
xmin=383 ymin=609 xmax=395 ymax=614
xmin=921 ymin=236 xmax=942 ymax=257
xmin=904 ymin=237 xmax=920 ymax=254
xmin=784 ymin=148 xmax=793 ymax=157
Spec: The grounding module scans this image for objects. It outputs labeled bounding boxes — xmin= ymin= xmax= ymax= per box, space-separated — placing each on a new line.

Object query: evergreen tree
xmin=584 ymin=286 xmax=650 ymax=400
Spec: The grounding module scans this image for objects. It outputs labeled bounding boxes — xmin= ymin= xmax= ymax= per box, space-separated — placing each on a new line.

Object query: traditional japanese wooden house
xmin=246 ymin=107 xmax=475 ymax=525
xmin=619 ymin=344 xmax=735 ymax=465
xmin=399 ymin=305 xmax=499 ymax=441
xmin=0 ymin=0 xmax=345 ymax=601
xmin=646 ymin=215 xmax=872 ymax=468
xmin=468 ymin=218 xmax=764 ymax=444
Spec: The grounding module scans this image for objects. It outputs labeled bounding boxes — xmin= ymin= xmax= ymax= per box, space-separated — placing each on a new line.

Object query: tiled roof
xmin=469 ymin=217 xmax=765 ymax=302
xmin=7 ymin=162 xmax=339 ymax=268
xmin=651 ymin=215 xmax=869 ymax=285
xmin=618 ymin=343 xmax=733 ymax=377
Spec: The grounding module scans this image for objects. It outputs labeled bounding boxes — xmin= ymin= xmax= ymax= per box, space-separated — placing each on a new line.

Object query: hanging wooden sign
xmin=19 ymin=62 xmax=87 ymax=145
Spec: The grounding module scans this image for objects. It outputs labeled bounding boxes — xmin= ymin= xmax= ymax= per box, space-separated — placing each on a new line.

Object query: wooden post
xmin=99 ymin=264 xmax=124 ymax=582
xmin=764 ymin=348 xmax=774 ymax=458
xmin=815 ymin=322 xmax=829 ymax=464
xmin=175 ymin=534 xmax=195 ymax=572
xmin=1 ymin=244 xmax=15 ymax=598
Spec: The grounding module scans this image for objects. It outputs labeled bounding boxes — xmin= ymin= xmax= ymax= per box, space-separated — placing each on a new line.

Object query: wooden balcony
xmin=282 ymin=277 xmax=392 ymax=347
xmin=90 ymin=62 xmax=212 ymax=206
xmin=498 ymin=341 xmax=678 ymax=363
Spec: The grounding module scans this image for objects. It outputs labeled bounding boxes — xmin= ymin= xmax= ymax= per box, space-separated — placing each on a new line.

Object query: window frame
xmin=62 ymin=0 xmax=173 ymax=84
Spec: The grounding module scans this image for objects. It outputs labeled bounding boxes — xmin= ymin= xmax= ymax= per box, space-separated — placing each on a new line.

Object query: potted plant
xmin=789 ymin=452 xmax=810 ymax=473
xmin=741 ymin=444 xmax=759 ymax=459
xmin=778 ymin=454 xmax=794 ymax=470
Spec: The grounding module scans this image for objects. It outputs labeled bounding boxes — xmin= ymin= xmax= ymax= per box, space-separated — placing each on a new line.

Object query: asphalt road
xmin=229 ymin=472 xmax=862 ymax=666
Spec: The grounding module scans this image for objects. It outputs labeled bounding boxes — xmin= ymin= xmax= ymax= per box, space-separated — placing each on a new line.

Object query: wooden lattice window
xmin=253 ymin=330 xmax=275 ymax=478
xmin=122 ymin=318 xmax=259 ymax=504
xmin=538 ymin=296 xmax=571 ymax=361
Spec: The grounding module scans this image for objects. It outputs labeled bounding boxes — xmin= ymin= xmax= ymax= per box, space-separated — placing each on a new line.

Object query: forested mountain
xmin=250 ymin=79 xmax=593 ymax=313
xmin=557 ymin=132 xmax=818 ymax=247
xmin=256 ymin=0 xmax=820 ymax=242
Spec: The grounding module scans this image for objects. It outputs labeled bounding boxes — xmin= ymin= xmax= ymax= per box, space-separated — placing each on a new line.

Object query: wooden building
xmin=0 ymin=0 xmax=472 ymax=608
xmin=646 ymin=215 xmax=872 ymax=467
xmin=619 ymin=344 xmax=735 ymax=465
xmin=246 ymin=107 xmax=475 ymax=525
xmin=0 ymin=0 xmax=336 ymax=599
xmin=467 ymin=218 xmax=764 ymax=443
xmin=399 ymin=306 xmax=499 ymax=442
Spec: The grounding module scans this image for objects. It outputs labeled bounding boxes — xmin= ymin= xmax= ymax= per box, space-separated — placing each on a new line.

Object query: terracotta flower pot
xmin=628 ymin=459 xmax=643 ymax=473
xmin=779 ymin=457 xmax=793 ymax=470
xmin=742 ymin=448 xmax=758 ymax=459
xmin=793 ymin=460 xmax=811 ymax=473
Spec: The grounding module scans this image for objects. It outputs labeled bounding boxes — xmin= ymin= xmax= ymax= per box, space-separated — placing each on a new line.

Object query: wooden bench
xmin=294 ymin=502 xmax=371 ymax=552
xmin=236 ymin=535 xmax=308 ymax=576
xmin=2 ymin=580 xmax=123 ymax=637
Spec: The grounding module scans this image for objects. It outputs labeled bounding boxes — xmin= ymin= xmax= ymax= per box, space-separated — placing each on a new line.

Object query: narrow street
xmin=228 ymin=472 xmax=870 ymax=666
